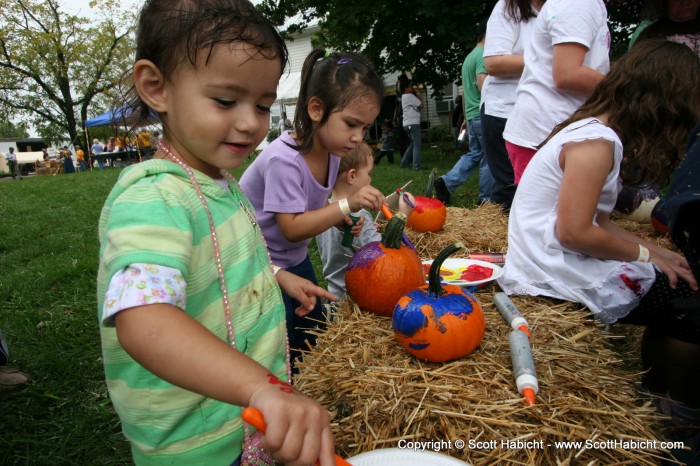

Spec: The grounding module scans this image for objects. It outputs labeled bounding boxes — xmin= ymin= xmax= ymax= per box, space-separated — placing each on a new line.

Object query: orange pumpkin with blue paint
xmin=346 ymin=212 xmax=425 ymax=317
xmin=393 ymin=243 xmax=485 ymax=362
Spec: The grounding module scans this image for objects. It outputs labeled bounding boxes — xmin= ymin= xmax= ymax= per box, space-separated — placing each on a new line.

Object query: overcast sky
xmin=60 ymin=0 xmax=142 ymax=19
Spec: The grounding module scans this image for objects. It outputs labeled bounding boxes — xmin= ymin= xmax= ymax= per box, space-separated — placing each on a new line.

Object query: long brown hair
xmin=543 ymin=40 xmax=700 ymax=187
xmin=505 ymin=0 xmax=542 ymax=22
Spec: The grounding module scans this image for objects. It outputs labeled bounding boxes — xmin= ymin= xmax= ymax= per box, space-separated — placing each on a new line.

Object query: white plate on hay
xmin=422 ymin=258 xmax=503 ymax=287
xmin=347 ymin=448 xmax=470 ymax=465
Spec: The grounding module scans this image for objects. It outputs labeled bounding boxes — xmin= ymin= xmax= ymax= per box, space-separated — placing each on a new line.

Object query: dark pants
xmin=281 ymin=255 xmax=327 ymax=371
xmin=480 ymin=105 xmax=515 ymax=211
xmin=396 ymin=125 xmax=409 ymax=156
xmin=8 ymin=160 xmax=22 ymax=179
xmin=374 ymin=149 xmax=395 ymax=164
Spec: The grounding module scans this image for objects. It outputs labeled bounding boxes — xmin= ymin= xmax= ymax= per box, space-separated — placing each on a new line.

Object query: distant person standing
xmin=434 ymin=19 xmax=494 ymax=205
xmin=75 ymin=145 xmax=86 ymax=171
xmin=393 ymin=74 xmax=410 ymax=156
xmin=61 ymin=146 xmax=75 ymax=174
xmin=399 ymin=81 xmax=423 ymax=170
xmin=91 ymin=139 xmax=104 ymax=170
xmin=5 ymin=147 xmax=22 ymax=180
xmin=277 ymin=111 xmax=291 ymax=136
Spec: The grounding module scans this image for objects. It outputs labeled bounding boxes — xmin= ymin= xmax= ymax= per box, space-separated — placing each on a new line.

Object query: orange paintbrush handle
xmin=241 ymin=407 xmax=353 ymax=466
xmin=380 ymin=203 xmax=393 ymax=220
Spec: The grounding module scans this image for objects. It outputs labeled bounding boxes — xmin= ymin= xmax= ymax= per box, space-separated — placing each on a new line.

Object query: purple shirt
xmin=240 ymin=132 xmax=341 ymax=268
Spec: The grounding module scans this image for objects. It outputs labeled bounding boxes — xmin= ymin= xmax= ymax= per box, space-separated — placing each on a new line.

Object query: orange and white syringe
xmin=508 ymin=329 xmax=538 ymax=406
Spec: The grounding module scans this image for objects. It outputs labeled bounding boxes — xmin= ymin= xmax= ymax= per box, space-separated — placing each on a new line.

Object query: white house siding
xmin=258 ymin=26 xmax=454 ymax=150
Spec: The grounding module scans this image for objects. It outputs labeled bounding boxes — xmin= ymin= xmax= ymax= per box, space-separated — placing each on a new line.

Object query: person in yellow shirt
xmin=75 ymin=145 xmax=86 ymax=171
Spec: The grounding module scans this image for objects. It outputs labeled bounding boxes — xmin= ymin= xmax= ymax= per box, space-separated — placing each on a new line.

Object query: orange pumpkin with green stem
xmin=346 ymin=213 xmax=424 ymax=317
xmin=406 ymin=169 xmax=447 ymax=232
xmin=393 ymin=242 xmax=485 ymax=362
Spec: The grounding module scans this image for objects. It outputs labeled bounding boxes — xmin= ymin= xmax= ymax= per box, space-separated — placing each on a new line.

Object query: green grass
xmin=0 ymin=142 xmax=478 ymax=465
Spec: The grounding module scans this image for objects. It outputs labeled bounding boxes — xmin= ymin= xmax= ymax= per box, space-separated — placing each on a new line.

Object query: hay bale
xmin=296 ymin=299 xmax=667 ymax=465
xmin=404 ymin=204 xmax=509 ymax=260
xmin=296 ymin=205 xmax=677 ymax=465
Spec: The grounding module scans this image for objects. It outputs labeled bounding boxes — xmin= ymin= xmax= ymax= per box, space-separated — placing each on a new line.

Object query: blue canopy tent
xmin=84 ymin=104 xmax=158 ymax=128
xmin=83 ymin=105 xmax=159 ymax=168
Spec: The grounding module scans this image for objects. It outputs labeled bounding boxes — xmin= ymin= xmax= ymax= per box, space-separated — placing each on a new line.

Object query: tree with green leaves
xmin=258 ymin=0 xmax=642 ymax=97
xmin=0 ymin=0 xmax=136 ymax=147
xmin=258 ymin=0 xmax=492 ymax=97
xmin=0 ymin=106 xmax=29 ymax=137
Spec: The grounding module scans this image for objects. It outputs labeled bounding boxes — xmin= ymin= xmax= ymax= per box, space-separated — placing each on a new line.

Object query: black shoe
xmin=434 ymin=177 xmax=450 ymax=205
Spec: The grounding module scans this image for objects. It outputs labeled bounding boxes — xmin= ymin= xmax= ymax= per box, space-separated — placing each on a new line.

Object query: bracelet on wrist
xmin=636 ymin=244 xmax=650 ymax=263
xmin=338 ymin=198 xmax=351 ymax=216
xmin=271 ymin=265 xmax=282 ymax=276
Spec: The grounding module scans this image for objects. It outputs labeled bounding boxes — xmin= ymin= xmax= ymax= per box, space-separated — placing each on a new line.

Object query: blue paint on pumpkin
xmin=393 ymin=298 xmax=428 ymax=336
xmin=393 ymin=289 xmax=476 ymax=337
xmin=408 ymin=342 xmax=430 ymax=350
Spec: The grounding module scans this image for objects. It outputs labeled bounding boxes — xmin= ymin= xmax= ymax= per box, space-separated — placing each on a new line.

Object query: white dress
xmin=497 ymin=118 xmax=656 ymax=323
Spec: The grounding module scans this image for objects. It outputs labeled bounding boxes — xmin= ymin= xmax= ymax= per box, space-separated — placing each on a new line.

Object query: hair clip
xmin=337 ymin=58 xmax=352 ymax=65
xmin=324 ymin=50 xmax=332 ymax=57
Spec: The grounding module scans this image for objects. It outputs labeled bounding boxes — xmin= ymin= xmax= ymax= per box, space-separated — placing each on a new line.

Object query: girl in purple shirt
xmin=240 ymin=49 xmax=385 ymax=367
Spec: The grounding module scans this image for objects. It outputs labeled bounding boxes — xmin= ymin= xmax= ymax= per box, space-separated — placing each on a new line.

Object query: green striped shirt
xmin=97 ymin=160 xmax=287 ymax=465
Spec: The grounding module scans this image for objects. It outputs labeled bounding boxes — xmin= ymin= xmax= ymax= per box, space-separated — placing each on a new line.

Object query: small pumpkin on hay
xmin=345 ymin=212 xmax=424 ymax=317
xmin=405 ymin=169 xmax=447 ymax=233
xmin=393 ymin=242 xmax=486 ymax=362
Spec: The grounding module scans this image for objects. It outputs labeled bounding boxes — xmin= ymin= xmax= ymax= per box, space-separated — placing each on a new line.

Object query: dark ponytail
xmin=292 ymin=49 xmax=383 ymax=153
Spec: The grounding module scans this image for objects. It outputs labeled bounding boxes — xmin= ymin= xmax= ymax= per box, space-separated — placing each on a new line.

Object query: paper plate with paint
xmin=421 ymin=258 xmax=503 ymax=287
xmin=347 ymin=448 xmax=471 ymax=465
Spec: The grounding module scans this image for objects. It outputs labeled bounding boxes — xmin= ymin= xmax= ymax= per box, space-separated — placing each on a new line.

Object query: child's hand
xmin=650 ymin=247 xmax=698 ymax=291
xmin=348 ymin=185 xmax=385 ymax=212
xmin=398 ymin=191 xmax=416 ymax=216
xmin=347 ymin=213 xmax=365 ymax=237
xmin=248 ymin=375 xmax=335 ymax=466
xmin=276 ymin=270 xmax=338 ymax=316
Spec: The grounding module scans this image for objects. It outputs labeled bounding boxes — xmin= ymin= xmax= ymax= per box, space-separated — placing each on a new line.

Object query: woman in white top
xmin=480 ymin=0 xmax=545 ymax=210
xmin=399 ymin=81 xmax=423 ymax=170
xmin=499 ymin=41 xmax=700 ymax=424
xmin=502 ymin=0 xmax=610 ymax=185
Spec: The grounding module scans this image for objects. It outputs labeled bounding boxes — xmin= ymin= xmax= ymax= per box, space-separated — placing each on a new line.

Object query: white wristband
xmin=338 ymin=198 xmax=351 ymax=216
xmin=271 ymin=265 xmax=282 ymax=276
xmin=637 ymin=244 xmax=650 ymax=263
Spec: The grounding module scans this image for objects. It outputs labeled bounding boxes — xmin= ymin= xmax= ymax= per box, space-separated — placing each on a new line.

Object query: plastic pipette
xmin=494 ymin=292 xmax=531 ymax=337
xmin=508 ymin=329 xmax=538 ymax=406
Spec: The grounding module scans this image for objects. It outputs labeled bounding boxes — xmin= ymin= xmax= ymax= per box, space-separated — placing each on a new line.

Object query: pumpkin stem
xmin=382 ymin=212 xmax=408 ymax=249
xmin=428 ymin=242 xmax=464 ymax=296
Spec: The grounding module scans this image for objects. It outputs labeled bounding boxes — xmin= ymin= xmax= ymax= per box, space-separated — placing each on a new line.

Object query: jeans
xmin=400 ymin=124 xmax=422 ymax=169
xmin=480 ymin=105 xmax=516 ymax=210
xmin=281 ymin=255 xmax=327 ymax=371
xmin=441 ymin=118 xmax=494 ymax=203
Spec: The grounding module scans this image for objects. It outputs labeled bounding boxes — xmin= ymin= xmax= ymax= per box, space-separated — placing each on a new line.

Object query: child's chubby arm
xmin=275 ymin=270 xmax=338 ymax=316
xmin=114 ymin=304 xmax=336 ymax=466
xmin=276 ymin=185 xmax=385 ymax=242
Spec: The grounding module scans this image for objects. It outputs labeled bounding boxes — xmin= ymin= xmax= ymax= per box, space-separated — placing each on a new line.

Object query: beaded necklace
xmin=157 ymin=140 xmax=287 ymax=465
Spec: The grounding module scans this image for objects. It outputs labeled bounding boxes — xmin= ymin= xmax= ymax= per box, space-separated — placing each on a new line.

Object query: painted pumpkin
xmin=651 ymin=200 xmax=669 ymax=236
xmin=393 ymin=243 xmax=485 ymax=362
xmin=346 ymin=212 xmax=425 ymax=317
xmin=406 ymin=196 xmax=447 ymax=232
xmin=614 ymin=185 xmax=662 ymax=224
xmin=406 ymin=169 xmax=447 ymax=232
